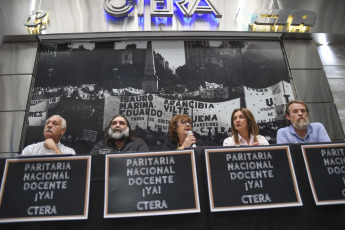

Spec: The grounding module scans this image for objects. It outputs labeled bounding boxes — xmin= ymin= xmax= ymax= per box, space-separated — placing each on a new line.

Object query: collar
xmin=288 ymin=124 xmax=312 ymax=140
xmin=237 ymin=133 xmax=254 ymax=144
xmin=114 ymin=138 xmax=132 ymax=150
xmin=44 ymin=141 xmax=61 ymax=145
xmin=113 ymin=137 xmax=132 ymax=144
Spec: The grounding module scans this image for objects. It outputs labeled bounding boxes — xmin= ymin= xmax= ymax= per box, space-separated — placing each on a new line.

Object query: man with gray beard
xmin=276 ymin=100 xmax=331 ymax=144
xmin=90 ymin=115 xmax=149 ymax=154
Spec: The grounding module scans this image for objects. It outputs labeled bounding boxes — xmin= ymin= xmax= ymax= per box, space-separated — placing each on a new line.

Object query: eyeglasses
xmin=177 ymin=120 xmax=193 ymax=126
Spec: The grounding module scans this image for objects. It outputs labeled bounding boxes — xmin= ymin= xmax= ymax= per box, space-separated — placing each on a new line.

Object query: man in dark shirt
xmin=90 ymin=115 xmax=149 ymax=154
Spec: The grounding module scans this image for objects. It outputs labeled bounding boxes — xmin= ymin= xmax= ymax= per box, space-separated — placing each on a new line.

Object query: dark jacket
xmin=161 ymin=134 xmax=202 ymax=150
xmin=90 ymin=138 xmax=149 ymax=154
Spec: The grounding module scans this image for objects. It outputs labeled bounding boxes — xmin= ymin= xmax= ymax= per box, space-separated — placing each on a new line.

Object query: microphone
xmin=187 ymin=131 xmax=197 ymax=147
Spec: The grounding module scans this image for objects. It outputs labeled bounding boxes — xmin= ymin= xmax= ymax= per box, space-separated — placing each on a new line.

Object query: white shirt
xmin=223 ymin=133 xmax=269 ymax=146
xmin=21 ymin=141 xmax=76 ymax=155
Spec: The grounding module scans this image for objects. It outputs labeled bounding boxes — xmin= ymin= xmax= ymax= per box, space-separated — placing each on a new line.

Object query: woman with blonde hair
xmin=223 ymin=108 xmax=269 ymax=146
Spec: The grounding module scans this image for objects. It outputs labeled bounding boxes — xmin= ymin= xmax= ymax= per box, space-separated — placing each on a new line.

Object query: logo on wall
xmin=24 ymin=10 xmax=49 ymax=34
xmin=103 ymin=0 xmax=222 ymax=18
xmin=251 ymin=9 xmax=317 ymax=33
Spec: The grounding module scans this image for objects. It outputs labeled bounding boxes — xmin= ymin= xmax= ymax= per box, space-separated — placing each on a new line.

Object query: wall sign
xmin=24 ymin=10 xmax=49 ymax=34
xmin=0 ymin=156 xmax=91 ymax=223
xmin=23 ymin=1 xmax=317 ymax=33
xmin=102 ymin=0 xmax=316 ymax=32
xmin=104 ymin=150 xmax=200 ymax=217
xmin=302 ymin=143 xmax=345 ymax=205
xmin=205 ymin=146 xmax=302 ymax=211
xmin=251 ymin=9 xmax=317 ymax=32
xmin=103 ymin=0 xmax=222 ymax=18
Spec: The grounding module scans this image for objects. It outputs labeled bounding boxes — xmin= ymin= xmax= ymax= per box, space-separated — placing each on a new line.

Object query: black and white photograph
xmin=24 ymin=40 xmax=293 ymax=153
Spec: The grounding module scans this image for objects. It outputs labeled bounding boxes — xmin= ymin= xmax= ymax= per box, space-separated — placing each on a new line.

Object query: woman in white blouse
xmin=223 ymin=108 xmax=269 ymax=146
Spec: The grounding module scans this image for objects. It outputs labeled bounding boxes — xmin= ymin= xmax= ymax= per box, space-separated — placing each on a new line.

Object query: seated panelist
xmin=90 ymin=115 xmax=149 ymax=154
xmin=276 ymin=100 xmax=331 ymax=144
xmin=21 ymin=115 xmax=76 ymax=155
xmin=223 ymin=108 xmax=269 ymax=146
xmin=162 ymin=114 xmax=197 ymax=150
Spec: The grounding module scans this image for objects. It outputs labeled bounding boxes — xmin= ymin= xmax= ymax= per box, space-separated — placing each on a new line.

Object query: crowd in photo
xmin=21 ymin=100 xmax=331 ymax=156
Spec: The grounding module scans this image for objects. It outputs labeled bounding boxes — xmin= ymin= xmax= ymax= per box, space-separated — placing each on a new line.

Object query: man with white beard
xmin=21 ymin=115 xmax=76 ymax=155
xmin=276 ymin=100 xmax=331 ymax=144
xmin=90 ymin=115 xmax=149 ymax=154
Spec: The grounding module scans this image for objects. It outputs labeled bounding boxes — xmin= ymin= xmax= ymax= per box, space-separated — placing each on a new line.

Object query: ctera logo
xmin=24 ymin=10 xmax=49 ymax=34
xmin=103 ymin=0 xmax=222 ymax=18
xmin=251 ymin=9 xmax=317 ymax=32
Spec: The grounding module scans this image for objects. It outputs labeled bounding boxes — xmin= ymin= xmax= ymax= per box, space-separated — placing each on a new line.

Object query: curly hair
xmin=230 ymin=108 xmax=258 ymax=145
xmin=168 ymin=114 xmax=193 ymax=144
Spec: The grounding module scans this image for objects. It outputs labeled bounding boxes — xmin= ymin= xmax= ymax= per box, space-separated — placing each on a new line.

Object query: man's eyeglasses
xmin=177 ymin=120 xmax=193 ymax=126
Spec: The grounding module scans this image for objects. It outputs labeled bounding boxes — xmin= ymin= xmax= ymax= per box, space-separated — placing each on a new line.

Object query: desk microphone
xmin=187 ymin=131 xmax=197 ymax=147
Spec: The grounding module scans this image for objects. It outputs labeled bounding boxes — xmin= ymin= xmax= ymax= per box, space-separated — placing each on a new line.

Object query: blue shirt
xmin=276 ymin=122 xmax=331 ymax=144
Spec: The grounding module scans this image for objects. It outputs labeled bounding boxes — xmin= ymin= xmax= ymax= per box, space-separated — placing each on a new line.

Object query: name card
xmin=302 ymin=143 xmax=345 ymax=205
xmin=104 ymin=150 xmax=200 ymax=218
xmin=0 ymin=156 xmax=91 ymax=223
xmin=205 ymin=146 xmax=302 ymax=211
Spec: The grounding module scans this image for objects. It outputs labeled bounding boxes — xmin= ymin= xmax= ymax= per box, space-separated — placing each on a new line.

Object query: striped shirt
xmin=21 ymin=141 xmax=76 ymax=155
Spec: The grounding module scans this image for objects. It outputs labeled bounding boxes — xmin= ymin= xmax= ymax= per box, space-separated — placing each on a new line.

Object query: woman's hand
xmin=250 ymin=141 xmax=259 ymax=146
xmin=181 ymin=134 xmax=196 ymax=149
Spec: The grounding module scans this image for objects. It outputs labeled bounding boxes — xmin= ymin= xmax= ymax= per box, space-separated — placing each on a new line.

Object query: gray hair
xmin=48 ymin=115 xmax=67 ymax=130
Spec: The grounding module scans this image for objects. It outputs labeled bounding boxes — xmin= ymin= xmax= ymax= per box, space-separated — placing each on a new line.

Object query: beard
xmin=108 ymin=127 xmax=130 ymax=141
xmin=292 ymin=118 xmax=309 ymax=130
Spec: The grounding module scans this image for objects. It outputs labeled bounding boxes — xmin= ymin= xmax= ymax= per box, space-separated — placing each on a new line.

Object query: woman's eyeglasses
xmin=177 ymin=120 xmax=193 ymax=125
